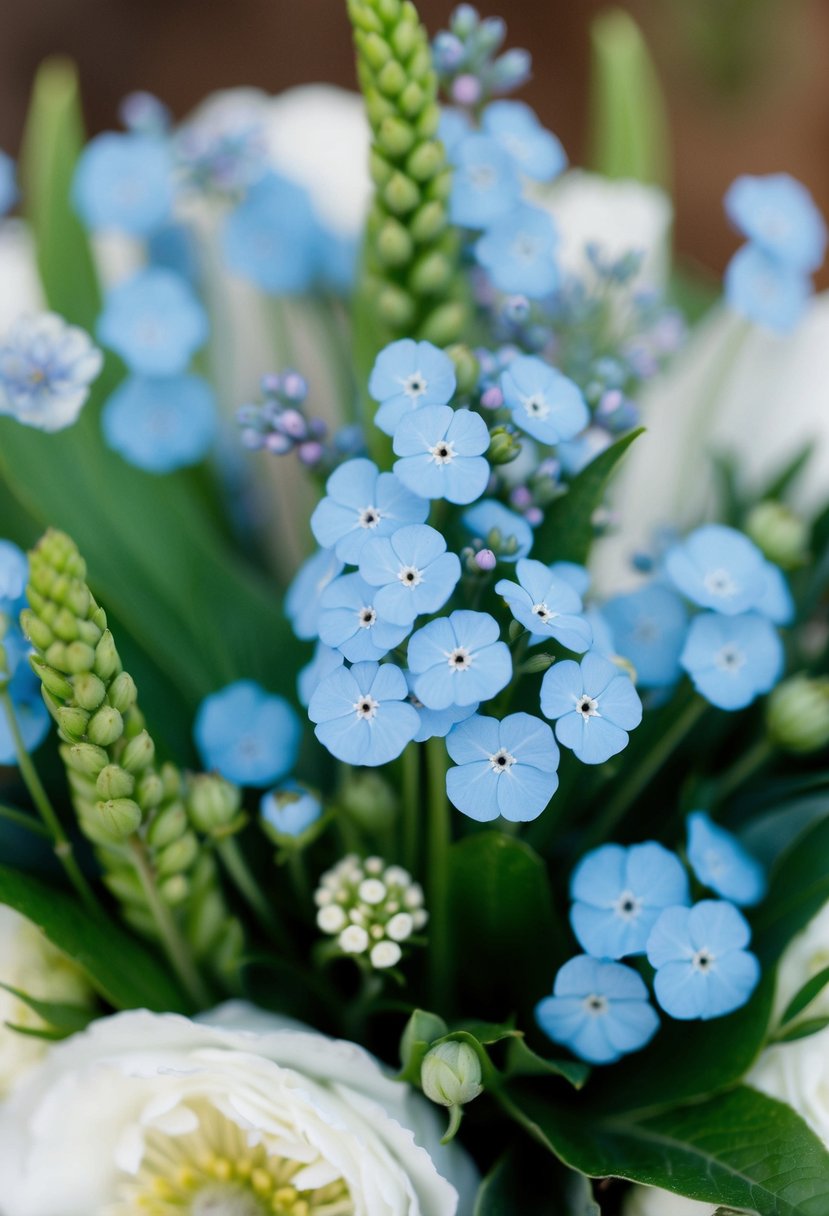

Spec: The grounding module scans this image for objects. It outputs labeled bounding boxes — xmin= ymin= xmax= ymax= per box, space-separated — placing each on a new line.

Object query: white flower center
xmin=532 ymin=600 xmax=557 ymax=623
xmin=357 ymin=505 xmax=381 ymax=529
xmin=512 ymin=233 xmax=543 ymax=262
xmin=691 ymin=947 xmax=716 ymax=973
xmin=396 ymin=564 xmax=423 ymax=588
xmin=358 ymin=606 xmax=377 ymax=629
xmin=613 ymin=890 xmax=642 ymax=921
xmin=703 ymin=567 xmax=738 ymax=599
xmin=521 ymin=393 xmax=550 ymax=420
xmin=403 ymin=371 xmax=427 ymax=400
xmin=576 ymin=694 xmax=599 ymax=719
xmin=354 ymin=695 xmax=379 ymax=720
xmin=447 ymin=646 xmax=473 ymax=671
xmin=429 ymin=439 xmax=456 ymax=465
xmin=489 ymin=746 xmax=517 ymax=774
xmin=715 ymin=644 xmax=746 ymax=673
xmin=583 ymin=993 xmax=609 ymax=1017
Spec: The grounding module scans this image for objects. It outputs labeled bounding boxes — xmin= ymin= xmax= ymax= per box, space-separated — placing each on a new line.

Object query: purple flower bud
xmin=598 ymin=389 xmax=624 ymax=416
xmin=297 ymin=440 xmax=323 ymax=466
xmin=433 ymin=32 xmax=465 ymax=71
xmin=260 ymin=372 xmax=282 ymax=398
xmin=525 ymin=507 xmax=543 ymax=527
xmin=474 ymin=548 xmax=497 ymax=571
xmin=309 ymin=417 xmax=328 ymax=439
xmin=503 ymin=295 xmax=530 ymax=323
xmin=119 ymin=91 xmax=170 ymax=135
xmin=281 ymin=370 xmax=308 ymax=402
xmin=491 ymin=48 xmax=532 ymax=92
xmin=480 ymin=385 xmax=504 ymax=411
xmin=510 ymin=486 xmax=533 ymax=510
xmin=452 ymin=74 xmax=483 ymax=106
xmin=277 ymin=409 xmax=308 ymax=439
xmin=240 ymin=428 xmax=265 ymax=451
xmin=236 ymin=404 xmax=260 ymax=426
xmin=265 ymin=431 xmax=293 ymax=455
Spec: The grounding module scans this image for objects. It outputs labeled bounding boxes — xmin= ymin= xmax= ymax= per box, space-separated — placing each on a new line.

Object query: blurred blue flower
xmin=286 ymin=549 xmax=344 ymax=642
xmin=557 ymin=427 xmax=611 ymax=476
xmin=73 ymin=133 xmax=173 ymax=235
xmin=724 ymin=245 xmax=810 ymax=334
xmin=446 ymin=710 xmax=559 ymax=821
xmin=101 ymin=374 xmax=217 ymax=473
xmin=536 ymin=955 xmax=659 ymax=1064
xmin=318 ymin=572 xmax=410 ymax=661
xmin=369 ymin=339 xmax=457 ymax=438
xmin=725 ymin=173 xmax=827 ymax=273
xmin=550 ymin=561 xmax=590 ymax=599
xmin=358 ymin=523 xmax=460 ymax=627
xmin=97 ymin=269 xmax=208 ymax=376
xmin=392 ymin=405 xmax=490 ymax=505
xmin=481 ymin=100 xmax=566 ymax=182
xmin=0 ymin=313 xmax=102 ymax=433
xmin=297 ymin=642 xmax=344 ymax=708
xmin=541 ymin=651 xmax=642 ymax=765
xmin=757 ymin=561 xmax=794 ymax=626
xmin=0 ymin=630 xmax=51 ymax=764
xmin=438 ymin=107 xmax=473 ymax=157
xmin=311 ymin=458 xmax=428 ymax=564
xmin=500 ymin=355 xmax=588 ymax=445
xmin=0 ymin=151 xmax=17 ymax=216
xmin=647 ymin=900 xmax=760 ymax=1020
xmin=195 ymin=680 xmax=301 ymax=787
xmin=308 ymin=660 xmax=419 ymax=765
xmin=449 ymin=133 xmax=521 ymax=229
xmin=317 ymin=229 xmax=358 ymax=296
xmin=406 ymin=671 xmax=478 ymax=743
xmin=260 ymin=781 xmax=321 ymax=838
xmin=147 ymin=223 xmax=201 ymax=285
xmin=665 ymin=525 xmax=769 ymax=616
xmin=475 ymin=204 xmax=559 ymax=298
xmin=570 ymin=841 xmax=690 ymax=959
xmin=686 ymin=811 xmax=766 ymax=907
xmin=602 ymin=584 xmax=688 ymax=689
xmin=495 ymin=558 xmax=591 ymax=652
xmin=222 ymin=172 xmax=319 ymax=295
xmin=679 ymin=611 xmax=783 ymax=710
xmin=462 ymin=499 xmax=533 ymax=561
xmin=0 ymin=541 xmax=27 ymax=614
xmin=408 ymin=609 xmax=511 ymax=709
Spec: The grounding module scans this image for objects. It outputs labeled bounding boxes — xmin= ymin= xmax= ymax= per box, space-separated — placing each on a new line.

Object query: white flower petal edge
xmin=0 ymin=1001 xmax=477 ymax=1216
xmin=622 ymin=1185 xmax=717 ymax=1216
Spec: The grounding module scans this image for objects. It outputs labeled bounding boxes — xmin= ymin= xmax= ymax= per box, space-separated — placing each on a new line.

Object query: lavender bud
xmin=480 ymin=385 xmax=504 ymax=411
xmin=265 ymin=432 xmax=293 ymax=455
xmin=451 ymin=74 xmax=483 ymax=106
xmin=474 ymin=548 xmax=497 ymax=571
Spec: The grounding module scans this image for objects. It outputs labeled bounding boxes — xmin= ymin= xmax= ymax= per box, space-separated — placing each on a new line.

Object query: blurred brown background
xmin=1 ymin=0 xmax=828 ymax=284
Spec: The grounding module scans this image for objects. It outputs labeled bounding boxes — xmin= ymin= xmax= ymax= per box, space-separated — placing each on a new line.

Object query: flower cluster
xmin=0 ymin=313 xmax=102 ymax=434
xmin=433 ymin=5 xmax=531 ymax=107
xmin=315 ymin=854 xmax=427 ymax=970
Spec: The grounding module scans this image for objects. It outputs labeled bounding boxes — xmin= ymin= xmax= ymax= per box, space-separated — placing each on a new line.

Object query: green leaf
xmin=780 ymin=964 xmax=829 ymax=1027
xmin=0 ymin=864 xmax=189 ymax=1013
xmin=773 ymin=1016 xmax=829 ymax=1045
xmin=532 ymin=430 xmax=643 ymax=565
xmin=474 ymin=1146 xmax=597 ymax=1216
xmin=753 ymin=814 xmax=829 ymax=964
xmin=763 ymin=444 xmax=814 ymax=503
xmin=503 ymin=1036 xmax=590 ymax=1090
xmin=399 ymin=1008 xmax=450 ymax=1085
xmin=0 ymin=980 xmax=94 ymax=1038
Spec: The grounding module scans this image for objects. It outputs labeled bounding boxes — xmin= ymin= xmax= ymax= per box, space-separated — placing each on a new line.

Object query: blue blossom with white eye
xmin=72 ymin=132 xmax=173 ymax=235
xmin=647 ymin=900 xmax=760 ymax=1020
xmin=297 ymin=642 xmax=344 ymax=708
xmin=499 ymin=355 xmax=588 ymax=446
xmin=665 ymin=525 xmax=770 ymax=616
xmin=310 ymin=458 xmax=428 ymax=564
xmin=481 ymin=100 xmax=566 ymax=182
xmin=0 ymin=630 xmax=51 ymax=764
xmin=446 ymin=711 xmax=559 ymax=822
xmin=308 ymin=661 xmax=419 ymax=766
xmin=0 ymin=151 xmax=17 ymax=216
xmin=194 ymin=680 xmax=301 ymax=787
xmin=495 ymin=558 xmax=591 ymax=652
xmin=285 ymin=549 xmax=345 ymax=642
xmin=406 ymin=671 xmax=478 ymax=743
xmin=318 ymin=572 xmax=410 ymax=661
xmin=97 ymin=269 xmax=208 ymax=376
xmin=724 ymin=245 xmax=810 ymax=334
xmin=368 ymin=340 xmax=457 ymax=438
xmin=540 ymin=651 xmax=642 ymax=765
xmin=260 ymin=781 xmax=321 ymax=839
xmin=449 ymin=133 xmax=521 ymax=229
xmin=0 ymin=542 xmax=27 ymax=614
xmin=462 ymin=499 xmax=533 ymax=562
xmin=602 ymin=584 xmax=689 ymax=689
xmin=358 ymin=524 xmax=461 ymax=627
xmin=686 ymin=811 xmax=766 ymax=907
xmin=0 ymin=313 xmax=103 ymax=433
xmin=222 ymin=172 xmax=319 ymax=295
xmin=725 ymin=173 xmax=827 ymax=273
xmin=536 ymin=956 xmax=659 ymax=1064
xmin=570 ymin=842 xmax=690 ymax=960
xmin=392 ymin=405 xmax=490 ymax=505
xmin=408 ymin=610 xmax=512 ymax=710
xmin=756 ymin=561 xmax=794 ymax=626
xmin=475 ymin=203 xmax=559 ymax=298
xmin=679 ymin=611 xmax=783 ymax=711
xmin=101 ymin=374 xmax=217 ymax=473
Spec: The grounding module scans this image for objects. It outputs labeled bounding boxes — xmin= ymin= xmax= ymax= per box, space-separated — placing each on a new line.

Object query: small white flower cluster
xmin=315 ymin=854 xmax=428 ymax=970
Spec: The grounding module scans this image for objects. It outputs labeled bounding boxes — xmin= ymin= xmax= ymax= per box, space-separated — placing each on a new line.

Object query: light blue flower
xmin=0 ymin=151 xmax=17 ymax=216
xmin=438 ymin=107 xmax=473 ymax=157
xmin=449 ymin=133 xmax=521 ymax=229
xmin=647 ymin=900 xmax=760 ymax=1020
xmin=725 ymin=173 xmax=827 ymax=273
xmin=475 ymin=203 xmax=559 ymax=298
xmin=557 ymin=427 xmax=611 ymax=476
xmin=285 ymin=549 xmax=345 ymax=642
xmin=222 ymin=172 xmax=319 ymax=295
xmin=481 ymin=101 xmax=566 ymax=182
xmin=297 ymin=643 xmax=344 ymax=708
xmin=0 ymin=541 xmax=28 ymax=614
xmin=0 ymin=630 xmax=51 ymax=764
xmin=445 ymin=711 xmax=559 ymax=822
xmin=308 ymin=661 xmax=419 ymax=765
xmin=551 ymin=562 xmax=590 ymax=599
xmin=570 ymin=842 xmax=690 ymax=960
xmin=540 ymin=651 xmax=642 ymax=765
xmin=686 ymin=811 xmax=766 ymax=907
xmin=97 ymin=269 xmax=208 ymax=376
xmin=73 ymin=133 xmax=173 ymax=235
xmin=392 ymin=405 xmax=490 ymax=505
xmin=406 ymin=671 xmax=478 ymax=743
xmin=310 ymin=458 xmax=428 ymax=564
xmin=602 ymin=584 xmax=689 ymax=689
xmin=318 ymin=572 xmax=410 ymax=661
xmin=665 ymin=525 xmax=769 ymax=616
xmin=0 ymin=313 xmax=103 ymax=433
xmin=260 ymin=781 xmax=321 ymax=838
xmin=495 ymin=558 xmax=591 ymax=652
xmin=679 ymin=611 xmax=783 ymax=711
xmin=462 ymin=499 xmax=533 ymax=561
xmin=194 ymin=680 xmax=301 ymax=787
xmin=757 ymin=561 xmax=794 ymax=626
xmin=499 ymin=355 xmax=588 ymax=446
xmin=536 ymin=955 xmax=659 ymax=1064
xmin=369 ymin=339 xmax=457 ymax=438
xmin=101 ymin=374 xmax=216 ymax=473
xmin=358 ymin=524 xmax=460 ymax=627
xmin=408 ymin=610 xmax=512 ymax=710
xmin=724 ymin=245 xmax=810 ymax=334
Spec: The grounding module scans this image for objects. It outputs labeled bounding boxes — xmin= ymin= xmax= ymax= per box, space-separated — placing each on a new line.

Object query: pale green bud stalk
xmin=746 ymin=501 xmax=808 ymax=570
xmin=767 ymin=675 xmax=829 ymax=754
xmin=487 ymin=426 xmax=522 ymax=466
xmin=187 ymin=773 xmax=245 ymax=838
xmin=421 ymin=1041 xmax=483 ymax=1139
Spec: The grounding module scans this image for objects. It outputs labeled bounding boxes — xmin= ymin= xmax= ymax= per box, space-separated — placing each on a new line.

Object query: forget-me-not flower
xmin=438 ymin=107 xmax=473 ymax=158
xmin=318 ymin=572 xmax=410 ymax=661
xmin=0 ymin=542 xmax=27 ymax=614
xmin=260 ymin=781 xmax=321 ymax=839
xmin=297 ymin=642 xmax=344 ymax=708
xmin=757 ymin=561 xmax=794 ymax=626
xmin=724 ymin=245 xmax=810 ymax=334
xmin=408 ymin=610 xmax=512 ymax=710
xmin=665 ymin=525 xmax=770 ymax=616
xmin=495 ymin=558 xmax=592 ymax=652
xmin=449 ymin=133 xmax=521 ymax=229
xmin=602 ymin=584 xmax=689 ymax=688
xmin=647 ymin=900 xmax=760 ymax=1020
xmin=73 ymin=132 xmax=173 ymax=235
xmin=725 ymin=173 xmax=827 ymax=273
xmin=406 ymin=671 xmax=478 ymax=743
xmin=570 ymin=841 xmax=690 ymax=959
xmin=445 ymin=711 xmax=559 ymax=822
xmin=686 ymin=811 xmax=766 ymax=906
xmin=102 ymin=374 xmax=217 ymax=473
xmin=462 ymin=499 xmax=533 ymax=561
xmin=194 ymin=680 xmax=301 ymax=787
xmin=222 ymin=172 xmax=320 ymax=295
xmin=535 ymin=955 xmax=659 ymax=1064
xmin=308 ymin=661 xmax=419 ymax=766
xmin=0 ymin=631 xmax=51 ymax=764
xmin=0 ymin=313 xmax=103 ymax=433
xmin=679 ymin=611 xmax=783 ymax=710
xmin=97 ymin=269 xmax=208 ymax=376
xmin=482 ymin=101 xmax=567 ymax=182
xmin=541 ymin=651 xmax=643 ymax=764
xmin=310 ymin=458 xmax=428 ymax=564
xmin=392 ymin=405 xmax=490 ymax=505
xmin=499 ymin=355 xmax=588 ymax=446
xmin=475 ymin=203 xmax=559 ymax=298
xmin=0 ymin=151 xmax=17 ymax=216
xmin=286 ymin=549 xmax=345 ymax=642
xmin=358 ymin=523 xmax=460 ymax=627
xmin=368 ymin=339 xmax=457 ymax=437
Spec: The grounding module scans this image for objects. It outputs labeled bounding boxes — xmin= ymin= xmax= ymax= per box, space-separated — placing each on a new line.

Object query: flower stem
xmin=426 ymin=737 xmax=452 ymax=1014
xmin=0 ymin=801 xmax=51 ymax=838
xmin=217 ymin=836 xmax=290 ymax=952
xmin=713 ymin=736 xmax=776 ymax=806
xmin=401 ymin=743 xmax=421 ymax=875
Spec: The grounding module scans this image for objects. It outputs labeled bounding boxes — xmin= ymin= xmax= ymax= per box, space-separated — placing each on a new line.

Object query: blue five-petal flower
xmin=308 ymin=661 xmax=419 ymax=766
xmin=392 ymin=405 xmax=491 ymax=505
xmin=540 ymin=651 xmax=642 ymax=764
xmin=358 ymin=524 xmax=461 ymax=627
xmin=686 ymin=811 xmax=766 ymax=907
xmin=317 ymin=572 xmax=410 ymax=662
xmin=500 ymin=355 xmax=588 ymax=446
xmin=536 ymin=955 xmax=659 ymax=1064
xmin=310 ymin=458 xmax=428 ymax=564
xmin=368 ymin=339 xmax=457 ymax=437
xmin=408 ymin=610 xmax=512 ymax=710
xmin=495 ymin=558 xmax=592 ymax=653
xmin=445 ymin=711 xmax=559 ymax=822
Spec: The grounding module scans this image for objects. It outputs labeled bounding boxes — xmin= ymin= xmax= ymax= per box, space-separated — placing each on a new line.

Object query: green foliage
xmin=0 ymin=980 xmax=95 ymax=1040
xmin=753 ymin=814 xmax=829 ymax=964
xmin=779 ymin=964 xmax=829 ymax=1028
xmin=475 ymin=1146 xmax=599 ymax=1216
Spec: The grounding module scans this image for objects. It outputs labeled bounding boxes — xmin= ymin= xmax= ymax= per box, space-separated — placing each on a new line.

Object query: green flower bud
xmin=121 ymin=729 xmax=155 ymax=773
xmin=95 ymin=797 xmax=143 ymax=841
xmin=377 ymin=217 xmax=414 ymax=267
xmin=20 ymin=610 xmax=53 ymax=652
xmin=339 ymin=770 xmax=397 ymax=831
xmin=521 ymin=653 xmax=555 ymax=675
xmin=362 ymin=31 xmax=391 ymax=70
xmin=156 ymin=831 xmax=200 ymax=879
xmin=409 ymin=251 xmax=452 ymax=295
xmin=73 ymin=671 xmax=107 ymax=711
xmin=64 ymin=741 xmax=109 ymax=777
xmin=30 ymin=657 xmax=73 ymax=702
xmin=410 ymin=200 xmax=446 ymax=243
xmin=383 ymin=171 xmax=420 ymax=214
xmin=406 ymin=141 xmax=444 ymax=182
xmin=745 ymin=501 xmax=808 ymax=570
xmin=147 ymin=801 xmax=188 ymax=849
xmin=398 ymin=80 xmax=424 ymax=118
xmin=421 ymin=1042 xmax=483 ymax=1107
xmin=93 ymin=630 xmax=121 ymax=680
xmin=87 ymin=705 xmax=124 ymax=747
xmin=377 ymin=58 xmax=407 ymax=96
xmin=52 ymin=606 xmax=80 ymax=642
xmin=379 ymin=284 xmax=416 ymax=328
xmin=378 ymin=115 xmax=415 ymax=158
xmin=419 ymin=300 xmax=466 ymax=348
xmin=187 ymin=773 xmax=243 ymax=836
xmin=96 ymin=764 xmax=135 ymax=801
xmin=158 ymin=874 xmax=190 ymax=907
xmin=56 ymin=705 xmax=91 ymax=742
xmin=63 ymin=640 xmax=96 ymax=674
xmin=135 ymin=770 xmax=164 ymax=812
xmin=108 ymin=670 xmax=137 ymax=713
xmin=767 ymin=675 xmax=829 ymax=754
xmin=487 ymin=426 xmax=522 ymax=466
xmin=446 ymin=345 xmax=480 ymax=397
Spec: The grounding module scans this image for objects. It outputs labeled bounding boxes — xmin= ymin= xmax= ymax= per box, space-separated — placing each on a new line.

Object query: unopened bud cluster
xmin=315 ymin=853 xmax=427 ymax=969
xmin=432 ymin=5 xmax=531 ymax=108
xmin=767 ymin=675 xmax=829 ymax=755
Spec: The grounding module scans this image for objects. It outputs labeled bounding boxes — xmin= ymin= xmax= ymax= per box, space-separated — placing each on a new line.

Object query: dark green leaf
xmin=474 ymin=1145 xmax=597 ymax=1216
xmin=4 ymin=1022 xmax=69 ymax=1042
xmin=780 ymin=965 xmax=829 ymax=1027
xmin=503 ymin=1035 xmax=590 ymax=1090
xmin=0 ymin=980 xmax=94 ymax=1037
xmin=399 ymin=1009 xmax=449 ymax=1084
xmin=773 ymin=1017 xmax=829 ymax=1045
xmin=455 ymin=1018 xmax=517 ymax=1045
xmin=763 ymin=444 xmax=813 ymax=503
xmin=753 ymin=815 xmax=829 ymax=964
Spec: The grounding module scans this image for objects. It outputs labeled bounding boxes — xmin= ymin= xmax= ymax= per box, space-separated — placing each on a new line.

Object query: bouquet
xmin=0 ymin=2 xmax=828 ymax=1212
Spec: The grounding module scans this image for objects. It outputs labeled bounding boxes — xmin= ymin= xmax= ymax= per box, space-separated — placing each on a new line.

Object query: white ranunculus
xmin=622 ymin=1186 xmax=716 ymax=1216
xmin=0 ymin=222 xmax=42 ymax=329
xmin=772 ymin=900 xmax=829 ymax=1023
xmin=0 ymin=1002 xmax=477 ymax=1216
xmin=748 ymin=1030 xmax=829 ymax=1149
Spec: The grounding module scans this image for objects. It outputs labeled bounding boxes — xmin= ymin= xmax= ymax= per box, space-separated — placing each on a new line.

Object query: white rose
xmin=772 ymin=900 xmax=829 ymax=1023
xmin=0 ymin=1001 xmax=477 ymax=1216
xmin=622 ymin=1185 xmax=716 ymax=1216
